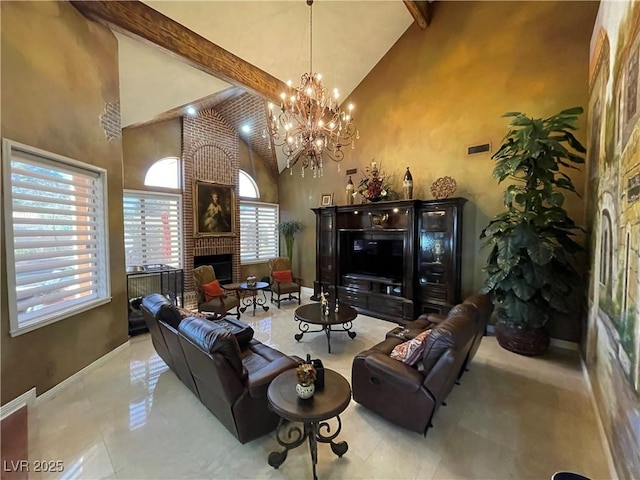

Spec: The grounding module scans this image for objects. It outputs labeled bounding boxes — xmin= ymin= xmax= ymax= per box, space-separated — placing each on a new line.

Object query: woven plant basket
xmin=495 ymin=322 xmax=550 ymax=356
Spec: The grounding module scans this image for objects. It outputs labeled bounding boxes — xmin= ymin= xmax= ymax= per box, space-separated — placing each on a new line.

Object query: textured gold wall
xmin=278 ymin=1 xmax=598 ymax=339
xmin=122 ymin=119 xmax=182 ymax=192
xmin=1 ymin=1 xmax=127 ymax=404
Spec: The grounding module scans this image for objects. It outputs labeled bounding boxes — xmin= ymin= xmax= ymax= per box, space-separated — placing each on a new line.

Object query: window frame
xmin=123 ymin=189 xmax=183 ymax=269
xmin=239 ymin=169 xmax=260 ymax=199
xmin=2 ymin=139 xmax=111 ymax=337
xmin=239 ymin=200 xmax=279 ymax=265
xmin=144 ymin=157 xmax=181 ymax=190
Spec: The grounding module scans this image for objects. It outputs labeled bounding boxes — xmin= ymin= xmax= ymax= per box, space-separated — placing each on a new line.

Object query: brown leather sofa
xmin=141 ymin=294 xmax=300 ymax=443
xmin=351 ymin=308 xmax=478 ymax=435
xmin=387 ymin=294 xmax=494 ymax=379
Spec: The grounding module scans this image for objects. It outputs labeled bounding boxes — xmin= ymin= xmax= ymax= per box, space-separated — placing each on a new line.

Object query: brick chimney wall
xmin=182 ymin=109 xmax=240 ymax=308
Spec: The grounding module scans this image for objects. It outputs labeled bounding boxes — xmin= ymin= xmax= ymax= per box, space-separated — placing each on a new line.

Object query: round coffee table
xmin=224 ymin=281 xmax=270 ymax=317
xmin=294 ymin=303 xmax=357 ymax=353
xmin=267 ymin=369 xmax=351 ymax=480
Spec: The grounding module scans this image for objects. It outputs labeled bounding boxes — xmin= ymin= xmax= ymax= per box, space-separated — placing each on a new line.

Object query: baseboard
xmin=36 ymin=340 xmax=130 ymax=405
xmin=486 ymin=325 xmax=579 ymax=351
xmin=549 ymin=337 xmax=579 ymax=351
xmin=0 ymin=388 xmax=36 ymax=420
xmin=300 ymin=286 xmax=314 ymax=297
xmin=580 ymin=357 xmax=619 ymax=480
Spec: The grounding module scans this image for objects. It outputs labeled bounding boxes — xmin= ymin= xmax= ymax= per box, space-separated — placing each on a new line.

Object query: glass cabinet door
xmin=418 ymin=210 xmax=451 ymax=298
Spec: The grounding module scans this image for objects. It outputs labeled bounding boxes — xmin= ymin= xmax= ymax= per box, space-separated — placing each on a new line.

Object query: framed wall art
xmin=320 ymin=193 xmax=334 ymax=207
xmin=194 ymin=180 xmax=235 ymax=237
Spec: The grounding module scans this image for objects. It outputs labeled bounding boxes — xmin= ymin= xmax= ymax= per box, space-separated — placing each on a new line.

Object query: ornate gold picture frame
xmin=193 ymin=180 xmax=235 ymax=237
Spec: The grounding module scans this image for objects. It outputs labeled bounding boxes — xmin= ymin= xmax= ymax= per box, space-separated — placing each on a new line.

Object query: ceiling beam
xmin=403 ymin=1 xmax=430 ymax=29
xmin=70 ymin=1 xmax=286 ymax=104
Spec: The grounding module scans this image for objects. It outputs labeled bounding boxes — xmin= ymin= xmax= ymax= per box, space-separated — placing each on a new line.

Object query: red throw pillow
xmin=202 ymin=280 xmax=223 ymax=301
xmin=272 ymin=270 xmax=293 ymax=282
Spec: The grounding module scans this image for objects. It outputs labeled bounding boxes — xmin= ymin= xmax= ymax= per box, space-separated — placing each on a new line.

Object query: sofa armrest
xmin=416 ymin=313 xmax=446 ymax=324
xmin=423 ymin=348 xmax=456 ymax=404
xmin=357 ymin=351 xmax=424 ymax=393
xmin=246 ymin=356 xmax=299 ymax=398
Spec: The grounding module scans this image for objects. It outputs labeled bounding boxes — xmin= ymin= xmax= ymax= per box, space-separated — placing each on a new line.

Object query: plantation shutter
xmin=239 ymin=201 xmax=279 ymax=263
xmin=123 ymin=190 xmax=182 ymax=268
xmin=4 ymin=140 xmax=109 ymax=334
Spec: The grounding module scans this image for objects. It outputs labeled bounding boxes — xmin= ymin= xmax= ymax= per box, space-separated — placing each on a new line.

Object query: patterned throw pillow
xmin=272 ymin=270 xmax=293 ymax=282
xmin=390 ymin=329 xmax=432 ymax=366
xmin=176 ymin=306 xmax=207 ymax=320
xmin=202 ymin=279 xmax=223 ymax=301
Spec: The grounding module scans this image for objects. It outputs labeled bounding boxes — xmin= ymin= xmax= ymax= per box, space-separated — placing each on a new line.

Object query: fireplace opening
xmin=194 ymin=254 xmax=233 ymax=284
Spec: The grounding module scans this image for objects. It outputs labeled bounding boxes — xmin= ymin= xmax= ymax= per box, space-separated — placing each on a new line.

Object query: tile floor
xmin=28 ymin=297 xmax=611 ymax=480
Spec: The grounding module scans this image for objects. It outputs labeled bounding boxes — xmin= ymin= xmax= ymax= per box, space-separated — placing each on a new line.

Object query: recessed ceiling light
xmin=186 ymin=106 xmax=197 ymax=116
xmin=241 ymin=125 xmax=251 ymax=133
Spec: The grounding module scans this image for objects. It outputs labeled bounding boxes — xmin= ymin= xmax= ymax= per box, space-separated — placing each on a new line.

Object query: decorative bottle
xmin=346 ymin=176 xmax=354 ymax=205
xmin=403 ymin=167 xmax=413 ymax=200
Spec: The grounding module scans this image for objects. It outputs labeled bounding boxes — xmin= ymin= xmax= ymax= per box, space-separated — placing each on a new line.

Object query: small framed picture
xmin=320 ymin=193 xmax=334 ymax=206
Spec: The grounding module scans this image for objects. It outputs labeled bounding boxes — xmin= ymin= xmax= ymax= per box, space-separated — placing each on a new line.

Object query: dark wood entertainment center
xmin=312 ymin=198 xmax=466 ymax=324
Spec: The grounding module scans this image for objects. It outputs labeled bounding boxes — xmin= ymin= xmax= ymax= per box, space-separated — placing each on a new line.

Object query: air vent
xmin=467 ymin=143 xmax=491 ymax=155
xmin=346 ymin=168 xmax=358 ymax=175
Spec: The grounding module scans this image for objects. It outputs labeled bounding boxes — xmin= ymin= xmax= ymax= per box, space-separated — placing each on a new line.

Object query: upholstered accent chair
xmin=193 ymin=265 xmax=241 ymax=319
xmin=268 ymin=257 xmax=301 ymax=308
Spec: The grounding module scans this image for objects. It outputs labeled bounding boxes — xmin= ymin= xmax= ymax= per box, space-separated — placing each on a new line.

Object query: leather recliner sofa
xmin=387 ymin=294 xmax=494 ymax=379
xmin=351 ymin=307 xmax=479 ymax=435
xmin=140 ymin=293 xmax=300 ymax=444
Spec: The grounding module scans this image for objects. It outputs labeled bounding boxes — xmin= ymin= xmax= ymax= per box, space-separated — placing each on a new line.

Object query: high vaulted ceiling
xmin=102 ymin=1 xmax=420 ymax=171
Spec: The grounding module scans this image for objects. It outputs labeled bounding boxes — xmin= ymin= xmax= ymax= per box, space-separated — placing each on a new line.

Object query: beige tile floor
xmin=29 ymin=297 xmax=611 ymax=480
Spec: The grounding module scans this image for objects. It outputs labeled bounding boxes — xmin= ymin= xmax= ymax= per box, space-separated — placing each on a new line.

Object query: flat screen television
xmin=349 ymin=237 xmax=403 ymax=279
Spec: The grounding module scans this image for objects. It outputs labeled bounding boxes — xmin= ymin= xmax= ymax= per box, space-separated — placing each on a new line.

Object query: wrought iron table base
xmin=239 ymin=290 xmax=270 ymax=316
xmin=294 ymin=321 xmax=356 ymax=353
xmin=268 ymin=416 xmax=348 ymax=480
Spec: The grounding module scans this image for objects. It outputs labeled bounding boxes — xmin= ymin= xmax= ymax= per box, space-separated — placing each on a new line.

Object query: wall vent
xmin=467 ymin=143 xmax=491 ymax=155
xmin=346 ymin=168 xmax=358 ymax=175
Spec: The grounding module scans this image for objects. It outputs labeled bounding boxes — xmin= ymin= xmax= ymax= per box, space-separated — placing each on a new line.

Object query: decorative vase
xmin=403 ymin=167 xmax=413 ymax=200
xmin=296 ymin=382 xmax=315 ymax=399
xmin=370 ymin=213 xmax=389 ymax=228
xmin=495 ymin=322 xmax=550 ymax=356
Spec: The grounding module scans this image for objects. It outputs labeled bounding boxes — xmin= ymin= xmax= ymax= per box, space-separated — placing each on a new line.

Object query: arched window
xmin=237 ymin=170 xmax=278 ymax=263
xmin=239 ymin=170 xmax=259 ymax=198
xmin=144 ymin=157 xmax=180 ymax=189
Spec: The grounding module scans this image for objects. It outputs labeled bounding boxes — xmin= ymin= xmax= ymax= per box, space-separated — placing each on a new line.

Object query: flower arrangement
xmin=296 ymin=363 xmax=317 ymax=386
xmin=357 ymin=160 xmax=398 ymax=202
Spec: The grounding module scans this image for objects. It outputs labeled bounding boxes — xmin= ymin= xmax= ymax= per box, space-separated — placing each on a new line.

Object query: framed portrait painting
xmin=194 ymin=180 xmax=235 ymax=237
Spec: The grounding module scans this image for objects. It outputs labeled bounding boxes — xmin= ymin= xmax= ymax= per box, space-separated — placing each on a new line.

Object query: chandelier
xmin=267 ymin=0 xmax=359 ymax=177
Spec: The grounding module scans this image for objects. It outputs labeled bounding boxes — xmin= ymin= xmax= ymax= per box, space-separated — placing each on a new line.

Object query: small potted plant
xmin=276 ymin=220 xmax=304 ymax=266
xmin=295 ymin=363 xmax=317 ymax=399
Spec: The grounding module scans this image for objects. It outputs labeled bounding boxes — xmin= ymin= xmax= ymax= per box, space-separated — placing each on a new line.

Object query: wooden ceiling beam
xmin=70 ymin=1 xmax=286 ymax=104
xmin=403 ymin=1 xmax=430 ymax=29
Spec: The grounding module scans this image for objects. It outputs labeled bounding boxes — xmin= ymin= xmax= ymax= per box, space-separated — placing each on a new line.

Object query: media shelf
xmin=312 ymin=198 xmax=466 ymax=323
xmin=342 ymin=273 xmax=403 ymax=296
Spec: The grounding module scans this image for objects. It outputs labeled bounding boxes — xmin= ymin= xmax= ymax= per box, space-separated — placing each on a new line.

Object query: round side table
xmin=267 ymin=369 xmax=351 ymax=480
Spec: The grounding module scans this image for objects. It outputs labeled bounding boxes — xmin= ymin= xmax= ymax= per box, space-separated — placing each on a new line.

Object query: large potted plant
xmin=277 ymin=220 xmax=304 ymax=266
xmin=480 ymin=107 xmax=586 ymax=355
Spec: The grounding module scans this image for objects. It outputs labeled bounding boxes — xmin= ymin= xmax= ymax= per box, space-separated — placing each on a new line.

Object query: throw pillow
xmin=390 ymin=329 xmax=432 ymax=366
xmin=202 ymin=279 xmax=223 ymax=301
xmin=272 ymin=270 xmax=293 ymax=282
xmin=176 ymin=306 xmax=207 ymax=320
